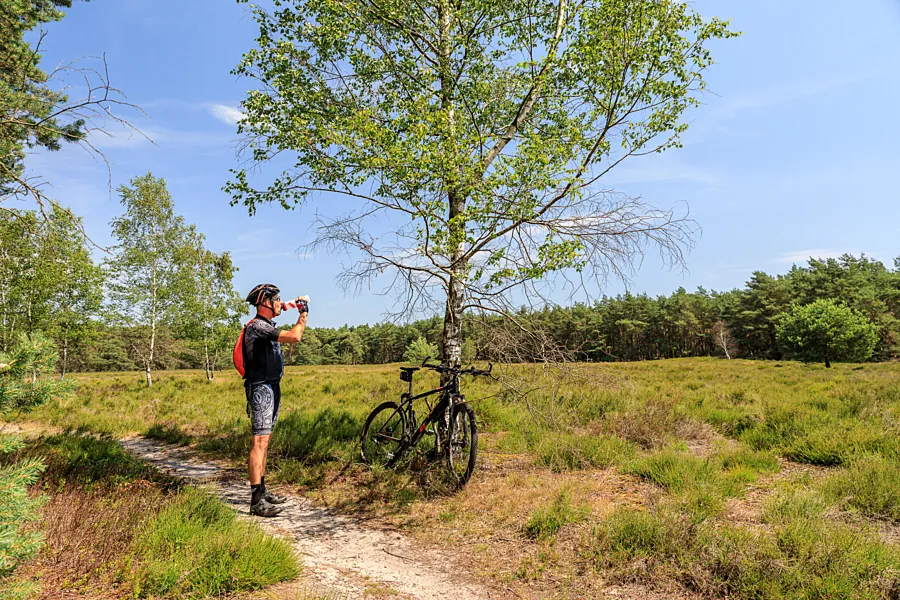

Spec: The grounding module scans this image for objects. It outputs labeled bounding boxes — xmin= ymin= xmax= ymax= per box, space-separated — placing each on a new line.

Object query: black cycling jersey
xmin=242 ymin=315 xmax=284 ymax=383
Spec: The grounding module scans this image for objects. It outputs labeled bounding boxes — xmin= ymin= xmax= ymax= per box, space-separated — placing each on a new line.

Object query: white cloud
xmin=207 ymin=104 xmax=245 ymax=125
xmin=773 ymin=249 xmax=850 ymax=265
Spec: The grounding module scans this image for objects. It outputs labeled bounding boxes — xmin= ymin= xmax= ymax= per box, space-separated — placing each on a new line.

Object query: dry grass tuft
xmin=19 ymin=481 xmax=164 ymax=598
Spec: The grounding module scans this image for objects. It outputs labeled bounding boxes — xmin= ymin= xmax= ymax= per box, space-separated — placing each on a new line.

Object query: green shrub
xmin=699 ymin=517 xmax=900 ymax=600
xmin=594 ymin=491 xmax=900 ymax=599
xmin=704 ymin=407 xmax=757 ymax=437
xmin=591 ymin=505 xmax=697 ymax=569
xmin=627 ymin=446 xmax=719 ymax=494
xmin=740 ymin=405 xmax=808 ymax=450
xmin=762 ymin=487 xmax=828 ymax=524
xmin=783 ymin=423 xmax=886 ymax=466
xmin=536 ymin=432 xmax=635 ymax=471
xmin=823 ymin=455 xmax=900 ymax=522
xmin=523 ymin=489 xmax=588 ymax=540
xmin=145 ymin=421 xmax=193 ymax=446
xmin=27 ymin=432 xmax=167 ymax=488
xmin=627 ymin=446 xmax=778 ymax=520
xmin=131 ymin=486 xmax=299 ymax=597
xmin=720 ymin=448 xmax=780 ymax=474
xmin=271 ymin=408 xmax=363 ymax=465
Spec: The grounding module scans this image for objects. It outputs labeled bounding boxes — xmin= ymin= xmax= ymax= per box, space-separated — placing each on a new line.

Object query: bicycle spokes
xmin=361 ymin=403 xmax=406 ymax=467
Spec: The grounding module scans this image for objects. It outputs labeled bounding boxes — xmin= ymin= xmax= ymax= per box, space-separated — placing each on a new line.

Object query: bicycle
xmin=360 ymin=358 xmax=492 ymax=488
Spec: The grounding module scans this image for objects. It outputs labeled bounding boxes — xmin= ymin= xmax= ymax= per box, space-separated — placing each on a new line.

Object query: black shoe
xmin=263 ymin=490 xmax=287 ymax=505
xmin=250 ymin=498 xmax=283 ymax=517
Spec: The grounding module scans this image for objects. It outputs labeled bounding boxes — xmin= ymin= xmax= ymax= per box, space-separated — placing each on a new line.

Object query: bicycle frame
xmin=385 ymin=372 xmax=463 ymax=460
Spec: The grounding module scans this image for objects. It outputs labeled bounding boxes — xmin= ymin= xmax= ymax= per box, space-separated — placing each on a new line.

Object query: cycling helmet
xmin=245 ymin=283 xmax=280 ymax=306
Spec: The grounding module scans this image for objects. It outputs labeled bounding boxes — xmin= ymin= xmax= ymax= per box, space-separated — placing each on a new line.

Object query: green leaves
xmin=227 ymin=0 xmax=736 ymax=352
xmin=776 ymin=299 xmax=879 ymax=367
xmin=0 ymin=332 xmax=74 ymax=413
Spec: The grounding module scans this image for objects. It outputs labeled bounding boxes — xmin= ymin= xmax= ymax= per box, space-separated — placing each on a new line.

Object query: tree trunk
xmin=0 ymin=278 xmax=7 ymax=352
xmin=204 ymin=336 xmax=212 ymax=381
xmin=147 ymin=263 xmax=157 ymax=388
xmin=442 ymin=269 xmax=465 ymax=367
xmin=61 ymin=333 xmax=68 ymax=379
xmin=437 ymin=0 xmax=465 ymax=371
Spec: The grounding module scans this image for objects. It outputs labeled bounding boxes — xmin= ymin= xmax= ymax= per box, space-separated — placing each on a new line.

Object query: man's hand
xmin=278 ymin=296 xmax=309 ymax=344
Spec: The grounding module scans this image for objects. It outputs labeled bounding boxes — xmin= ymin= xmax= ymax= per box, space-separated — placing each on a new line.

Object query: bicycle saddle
xmin=399 ymin=367 xmax=420 ymax=373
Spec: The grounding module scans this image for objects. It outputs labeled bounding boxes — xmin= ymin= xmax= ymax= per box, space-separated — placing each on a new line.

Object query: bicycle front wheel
xmin=446 ymin=403 xmax=478 ymax=488
xmin=361 ymin=401 xmax=407 ymax=467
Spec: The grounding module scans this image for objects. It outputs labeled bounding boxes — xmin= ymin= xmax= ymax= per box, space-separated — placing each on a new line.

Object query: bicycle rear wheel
xmin=361 ymin=401 xmax=407 ymax=467
xmin=446 ymin=403 xmax=477 ymax=488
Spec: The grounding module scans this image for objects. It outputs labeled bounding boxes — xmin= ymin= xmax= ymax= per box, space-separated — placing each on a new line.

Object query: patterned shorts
xmin=246 ymin=381 xmax=281 ymax=436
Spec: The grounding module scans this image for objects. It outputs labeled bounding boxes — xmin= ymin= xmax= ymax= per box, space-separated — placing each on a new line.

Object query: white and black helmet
xmin=245 ymin=283 xmax=280 ymax=306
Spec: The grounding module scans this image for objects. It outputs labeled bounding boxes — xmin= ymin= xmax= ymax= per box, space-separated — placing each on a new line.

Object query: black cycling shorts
xmin=245 ymin=380 xmax=281 ymax=436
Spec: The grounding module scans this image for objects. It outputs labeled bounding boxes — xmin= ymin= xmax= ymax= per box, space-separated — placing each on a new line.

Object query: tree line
xmin=3 ymin=191 xmax=895 ymax=372
xmin=285 ymin=255 xmax=893 ymax=367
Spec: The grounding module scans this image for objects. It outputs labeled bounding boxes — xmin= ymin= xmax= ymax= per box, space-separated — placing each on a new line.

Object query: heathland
xmin=14 ymin=357 xmax=900 ymax=599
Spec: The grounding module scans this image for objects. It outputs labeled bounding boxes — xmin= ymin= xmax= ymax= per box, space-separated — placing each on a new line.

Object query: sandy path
xmin=119 ymin=437 xmax=501 ymax=600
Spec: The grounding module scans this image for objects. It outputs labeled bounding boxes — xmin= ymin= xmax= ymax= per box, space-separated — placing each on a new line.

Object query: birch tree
xmin=38 ymin=210 xmax=103 ymax=376
xmin=106 ymin=173 xmax=188 ymax=387
xmin=174 ymin=228 xmax=242 ymax=381
xmin=226 ymin=0 xmax=737 ymax=365
xmin=0 ymin=208 xmax=101 ymax=372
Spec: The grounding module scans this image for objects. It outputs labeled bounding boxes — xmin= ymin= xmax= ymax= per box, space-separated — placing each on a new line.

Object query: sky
xmin=17 ymin=0 xmax=900 ymax=328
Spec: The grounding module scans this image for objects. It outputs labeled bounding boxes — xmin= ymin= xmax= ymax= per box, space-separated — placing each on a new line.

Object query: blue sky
xmin=20 ymin=1 xmax=900 ymax=327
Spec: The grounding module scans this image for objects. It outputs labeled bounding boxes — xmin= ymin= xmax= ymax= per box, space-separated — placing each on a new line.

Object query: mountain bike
xmin=360 ymin=359 xmax=492 ymax=488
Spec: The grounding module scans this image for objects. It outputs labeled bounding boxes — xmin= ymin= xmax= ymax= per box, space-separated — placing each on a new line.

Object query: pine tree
xmin=0 ymin=333 xmax=73 ymax=597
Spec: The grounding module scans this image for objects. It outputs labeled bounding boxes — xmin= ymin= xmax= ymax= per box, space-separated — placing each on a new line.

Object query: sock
xmin=250 ymin=484 xmax=263 ymax=506
xmin=261 ymin=476 xmax=267 ymax=493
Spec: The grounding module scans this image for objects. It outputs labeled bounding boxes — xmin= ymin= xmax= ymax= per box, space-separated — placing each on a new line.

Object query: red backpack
xmin=233 ymin=320 xmax=253 ymax=377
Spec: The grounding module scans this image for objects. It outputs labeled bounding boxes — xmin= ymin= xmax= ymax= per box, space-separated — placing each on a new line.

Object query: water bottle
xmin=282 ymin=296 xmax=309 ymax=313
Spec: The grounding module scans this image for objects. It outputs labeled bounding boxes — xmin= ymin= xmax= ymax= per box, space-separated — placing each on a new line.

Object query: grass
xmin=146 ymin=420 xmax=194 ymax=445
xmin=593 ymin=491 xmax=900 ymax=599
xmin=822 ymin=454 xmax=900 ymax=522
xmin=24 ymin=430 xmax=172 ymax=489
xmin=536 ymin=431 xmax=636 ymax=471
xmin=523 ymin=488 xmax=589 ymax=540
xmin=625 ymin=444 xmax=780 ymax=519
xmin=14 ymin=431 xmax=299 ymax=598
xmin=132 ymin=486 xmax=298 ymax=598
xmin=9 ymin=359 xmax=900 ymax=598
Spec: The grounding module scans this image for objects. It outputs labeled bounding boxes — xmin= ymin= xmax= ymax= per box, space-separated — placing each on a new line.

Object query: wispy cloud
xmin=691 ymin=71 xmax=878 ymax=142
xmin=604 ymin=164 xmax=721 ymax=186
xmin=87 ymin=124 xmax=233 ymax=150
xmin=207 ymin=103 xmax=244 ymax=125
xmin=773 ymin=249 xmax=852 ymax=265
xmin=726 ymin=74 xmax=866 ymax=112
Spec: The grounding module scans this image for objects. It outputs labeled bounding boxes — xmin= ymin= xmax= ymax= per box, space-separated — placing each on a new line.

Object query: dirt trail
xmin=119 ymin=437 xmax=502 ymax=600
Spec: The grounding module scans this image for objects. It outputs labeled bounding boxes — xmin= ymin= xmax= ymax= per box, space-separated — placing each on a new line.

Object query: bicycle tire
xmin=446 ymin=402 xmax=477 ymax=488
xmin=361 ymin=401 xmax=407 ymax=467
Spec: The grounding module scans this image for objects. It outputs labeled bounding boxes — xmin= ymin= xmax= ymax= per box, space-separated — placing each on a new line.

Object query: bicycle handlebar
xmin=419 ymin=357 xmax=493 ymax=377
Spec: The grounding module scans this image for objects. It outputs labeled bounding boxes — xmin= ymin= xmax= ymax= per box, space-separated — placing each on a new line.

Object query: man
xmin=242 ymin=283 xmax=308 ymax=517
